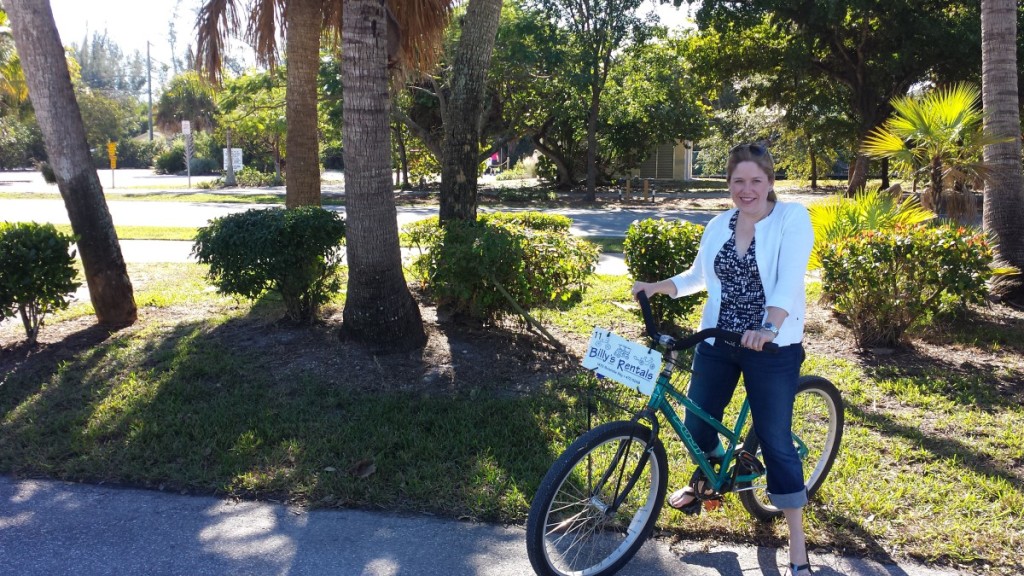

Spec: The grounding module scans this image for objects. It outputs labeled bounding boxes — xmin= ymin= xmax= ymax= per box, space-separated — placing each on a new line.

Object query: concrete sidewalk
xmin=0 ymin=476 xmax=966 ymax=576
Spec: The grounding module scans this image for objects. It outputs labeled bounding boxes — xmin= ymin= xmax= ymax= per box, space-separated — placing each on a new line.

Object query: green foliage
xmin=622 ymin=218 xmax=704 ymax=331
xmin=155 ymin=133 xmax=218 ymax=175
xmin=99 ymin=138 xmax=165 ymax=169
xmin=818 ymin=224 xmax=994 ymax=347
xmin=807 ymin=189 xmax=934 ymax=270
xmin=0 ymin=222 xmax=81 ymax=345
xmin=156 ymin=71 xmax=218 ymax=133
xmin=37 ymin=160 xmax=57 ymax=184
xmin=0 ymin=116 xmax=44 ymax=169
xmin=192 ymin=207 xmax=346 ymax=323
xmin=861 ymin=83 xmax=1006 ymax=220
xmin=233 ymin=166 xmax=282 ymax=187
xmin=406 ymin=215 xmax=598 ymax=320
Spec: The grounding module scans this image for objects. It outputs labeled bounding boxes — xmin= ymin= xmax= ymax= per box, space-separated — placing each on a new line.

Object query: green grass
xmin=1 ymin=268 xmax=1022 ymax=573
xmin=51 ymin=224 xmax=200 ymax=241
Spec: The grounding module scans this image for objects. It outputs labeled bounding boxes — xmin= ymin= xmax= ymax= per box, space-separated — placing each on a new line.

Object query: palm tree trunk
xmin=6 ymin=0 xmax=137 ymax=327
xmin=341 ymin=0 xmax=426 ymax=349
xmin=981 ymin=0 xmax=1024 ymax=302
xmin=285 ymin=0 xmax=322 ymax=208
xmin=438 ymin=0 xmax=504 ymax=223
xmin=584 ymin=76 xmax=600 ymax=202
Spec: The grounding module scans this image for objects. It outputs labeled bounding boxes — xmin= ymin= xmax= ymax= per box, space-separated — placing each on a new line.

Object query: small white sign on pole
xmin=581 ymin=328 xmax=662 ymax=396
xmin=222 ymin=148 xmax=244 ymax=170
xmin=181 ymin=120 xmax=191 ymax=135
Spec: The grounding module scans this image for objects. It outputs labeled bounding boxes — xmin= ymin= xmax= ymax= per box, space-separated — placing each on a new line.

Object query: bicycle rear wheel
xmin=526 ymin=420 xmax=668 ymax=576
xmin=738 ymin=375 xmax=844 ymax=521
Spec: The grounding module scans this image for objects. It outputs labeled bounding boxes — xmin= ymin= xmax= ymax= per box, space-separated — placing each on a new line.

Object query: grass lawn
xmin=1 ymin=264 xmax=1022 ymax=574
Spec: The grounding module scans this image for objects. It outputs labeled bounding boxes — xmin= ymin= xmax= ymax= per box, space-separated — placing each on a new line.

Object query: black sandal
xmin=790 ymin=562 xmax=813 ymax=575
xmin=667 ymin=460 xmax=721 ymax=515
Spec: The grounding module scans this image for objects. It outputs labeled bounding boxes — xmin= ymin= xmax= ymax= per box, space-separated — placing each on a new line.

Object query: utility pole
xmin=147 ymin=41 xmax=154 ymax=141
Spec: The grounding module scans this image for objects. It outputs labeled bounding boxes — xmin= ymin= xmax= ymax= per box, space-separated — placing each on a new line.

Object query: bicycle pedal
xmin=738 ymin=450 xmax=766 ymax=475
xmin=702 ymin=498 xmax=723 ymax=512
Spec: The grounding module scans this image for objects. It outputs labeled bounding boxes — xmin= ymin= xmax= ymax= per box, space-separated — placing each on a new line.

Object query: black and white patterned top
xmin=714 ymin=212 xmax=766 ymax=333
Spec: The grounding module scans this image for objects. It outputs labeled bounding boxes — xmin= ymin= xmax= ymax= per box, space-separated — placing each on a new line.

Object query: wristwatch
xmin=761 ymin=322 xmax=780 ymax=337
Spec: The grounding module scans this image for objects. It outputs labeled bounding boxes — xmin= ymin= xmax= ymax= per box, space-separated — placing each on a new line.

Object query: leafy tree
xmin=692 ymin=0 xmax=982 ymax=194
xmin=71 ymin=31 xmax=146 ymax=96
xmin=981 ymin=0 xmax=1024 ymax=303
xmin=529 ymin=0 xmax=651 ymax=200
xmin=217 ymin=69 xmax=287 ymax=182
xmin=6 ymin=0 xmax=137 ymax=327
xmin=156 ymin=71 xmax=218 ymax=133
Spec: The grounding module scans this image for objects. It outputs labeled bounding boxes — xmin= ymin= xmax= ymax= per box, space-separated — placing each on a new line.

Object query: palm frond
xmin=389 ymin=0 xmax=456 ymax=73
xmin=195 ymin=0 xmax=242 ymax=82
xmin=245 ymin=0 xmax=285 ymax=68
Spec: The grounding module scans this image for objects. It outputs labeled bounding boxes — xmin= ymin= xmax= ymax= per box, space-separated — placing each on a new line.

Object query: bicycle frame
xmin=642 ymin=353 xmax=762 ymax=496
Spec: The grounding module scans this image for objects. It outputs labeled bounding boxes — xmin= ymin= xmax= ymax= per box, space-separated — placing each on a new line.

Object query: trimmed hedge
xmin=192 ymin=207 xmax=346 ymax=323
xmin=405 ymin=214 xmax=598 ymax=320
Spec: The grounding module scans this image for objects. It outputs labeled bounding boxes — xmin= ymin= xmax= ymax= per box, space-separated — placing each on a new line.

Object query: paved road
xmin=0 ymin=195 xmax=715 ymax=276
xmin=0 ymin=476 xmax=965 ymax=576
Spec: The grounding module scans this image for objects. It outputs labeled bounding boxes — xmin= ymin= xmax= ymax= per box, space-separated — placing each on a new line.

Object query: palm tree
xmin=340 ymin=0 xmax=453 ymax=348
xmin=5 ymin=0 xmax=137 ymax=327
xmin=155 ymin=71 xmax=218 ymax=133
xmin=981 ymin=0 xmax=1024 ymax=304
xmin=196 ymin=0 xmax=331 ymax=207
xmin=862 ymin=83 xmax=1007 ymax=223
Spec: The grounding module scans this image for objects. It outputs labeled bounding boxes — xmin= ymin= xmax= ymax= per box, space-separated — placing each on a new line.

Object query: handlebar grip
xmin=635 ymin=290 xmax=660 ymax=340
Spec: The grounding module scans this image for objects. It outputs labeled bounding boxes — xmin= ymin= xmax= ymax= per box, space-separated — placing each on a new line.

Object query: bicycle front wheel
xmin=526 ymin=420 xmax=668 ymax=576
xmin=738 ymin=375 xmax=844 ymax=521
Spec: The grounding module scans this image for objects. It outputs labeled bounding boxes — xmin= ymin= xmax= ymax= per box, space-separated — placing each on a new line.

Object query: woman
xmin=631 ymin=143 xmax=815 ymax=576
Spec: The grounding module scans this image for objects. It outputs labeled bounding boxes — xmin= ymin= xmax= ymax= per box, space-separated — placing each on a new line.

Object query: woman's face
xmin=729 ymin=160 xmax=774 ymax=218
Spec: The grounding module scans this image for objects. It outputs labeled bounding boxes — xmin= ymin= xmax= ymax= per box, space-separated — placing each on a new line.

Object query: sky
xmin=48 ymin=0 xmax=696 ymax=78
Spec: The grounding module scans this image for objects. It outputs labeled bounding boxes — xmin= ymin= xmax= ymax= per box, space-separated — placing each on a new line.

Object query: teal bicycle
xmin=525 ymin=293 xmax=844 ymax=576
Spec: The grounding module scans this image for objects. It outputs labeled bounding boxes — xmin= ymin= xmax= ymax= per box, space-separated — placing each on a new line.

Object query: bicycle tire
xmin=738 ymin=375 xmax=844 ymax=522
xmin=525 ymin=420 xmax=669 ymax=576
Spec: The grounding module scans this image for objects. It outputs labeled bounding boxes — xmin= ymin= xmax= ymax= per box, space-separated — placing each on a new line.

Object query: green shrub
xmin=0 ymin=222 xmax=81 ymax=345
xmin=234 ymin=166 xmax=282 ymax=187
xmin=808 ymin=189 xmax=933 ymax=270
xmin=0 ymin=117 xmax=44 ymax=169
xmin=192 ymin=207 xmax=346 ymax=323
xmin=495 ymin=187 xmax=558 ymax=202
xmin=403 ymin=212 xmax=571 ymax=251
xmin=406 ymin=216 xmax=599 ymax=320
xmin=154 ymin=139 xmax=186 ymax=174
xmin=818 ymin=224 xmax=994 ymax=347
xmin=623 ymin=218 xmax=704 ymax=333
xmin=189 ymin=157 xmax=219 ymax=176
xmin=37 ymin=160 xmax=57 ymax=184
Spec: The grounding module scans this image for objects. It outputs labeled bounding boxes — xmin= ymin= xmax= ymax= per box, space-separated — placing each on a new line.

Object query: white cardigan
xmin=669 ymin=202 xmax=814 ymax=346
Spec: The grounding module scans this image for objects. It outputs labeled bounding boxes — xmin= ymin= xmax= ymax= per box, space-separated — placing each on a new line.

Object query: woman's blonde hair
xmin=727 ymin=143 xmax=777 ymax=202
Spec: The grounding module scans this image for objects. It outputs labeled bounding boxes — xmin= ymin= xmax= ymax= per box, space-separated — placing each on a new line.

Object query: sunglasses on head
xmin=729 ymin=143 xmax=768 ymax=157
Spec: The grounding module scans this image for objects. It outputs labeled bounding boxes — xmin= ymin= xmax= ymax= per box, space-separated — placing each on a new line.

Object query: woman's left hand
xmin=741 ymin=328 xmax=776 ymax=351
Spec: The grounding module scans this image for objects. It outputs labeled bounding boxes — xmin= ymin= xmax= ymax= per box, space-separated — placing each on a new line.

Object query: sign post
xmin=182 ymin=120 xmax=193 ymax=189
xmin=106 ymin=141 xmax=117 ymax=188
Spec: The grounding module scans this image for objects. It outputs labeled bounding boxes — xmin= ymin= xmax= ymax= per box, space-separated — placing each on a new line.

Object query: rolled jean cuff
xmin=768 ymin=487 xmax=808 ymax=509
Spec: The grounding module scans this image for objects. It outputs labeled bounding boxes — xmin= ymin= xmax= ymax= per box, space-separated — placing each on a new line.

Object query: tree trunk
xmin=583 ymin=77 xmax=600 ymax=202
xmin=438 ymin=0 xmax=504 ymax=223
xmin=846 ymin=151 xmax=869 ymax=196
xmin=7 ymin=0 xmax=137 ymax=327
xmin=285 ymin=0 xmax=322 ymax=208
xmin=809 ymin=146 xmax=818 ymax=189
xmin=981 ymin=0 xmax=1024 ymax=302
xmin=341 ymin=0 xmax=426 ymax=350
xmin=880 ymin=157 xmax=890 ymax=190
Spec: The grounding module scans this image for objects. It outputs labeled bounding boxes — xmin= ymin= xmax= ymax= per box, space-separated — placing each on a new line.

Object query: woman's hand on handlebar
xmin=631 ymin=279 xmax=676 ymax=298
xmin=741 ymin=328 xmax=776 ymax=351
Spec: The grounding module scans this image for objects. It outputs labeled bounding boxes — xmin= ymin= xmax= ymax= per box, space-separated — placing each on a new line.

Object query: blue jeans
xmin=684 ymin=339 xmax=808 ymax=509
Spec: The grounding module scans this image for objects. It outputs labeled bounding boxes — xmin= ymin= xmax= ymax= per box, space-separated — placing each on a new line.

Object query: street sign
xmin=106 ymin=141 xmax=117 ymax=169
xmin=181 ymin=120 xmax=191 ymax=135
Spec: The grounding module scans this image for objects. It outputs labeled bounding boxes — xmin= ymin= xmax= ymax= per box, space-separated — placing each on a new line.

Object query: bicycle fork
xmin=597 ymin=410 xmax=661 ymax=515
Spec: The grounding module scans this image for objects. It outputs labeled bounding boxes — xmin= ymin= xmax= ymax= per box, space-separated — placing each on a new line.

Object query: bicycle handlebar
xmin=635 ymin=290 xmax=778 ymax=352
